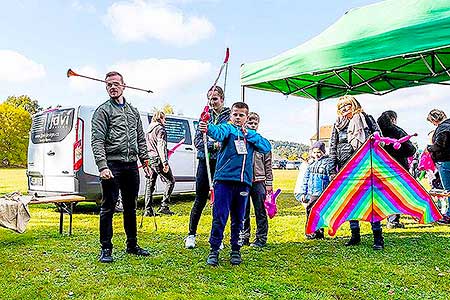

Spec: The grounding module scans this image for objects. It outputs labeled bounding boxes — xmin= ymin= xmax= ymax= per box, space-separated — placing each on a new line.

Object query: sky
xmin=1 ymin=0 xmax=449 ymax=149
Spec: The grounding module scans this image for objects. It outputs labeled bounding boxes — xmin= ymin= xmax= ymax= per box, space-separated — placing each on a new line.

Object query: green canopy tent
xmin=240 ymin=0 xmax=450 ymax=139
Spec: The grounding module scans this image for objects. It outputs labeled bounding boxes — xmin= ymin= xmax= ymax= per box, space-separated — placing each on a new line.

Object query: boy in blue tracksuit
xmin=300 ymin=141 xmax=336 ymax=239
xmin=198 ymin=102 xmax=271 ymax=266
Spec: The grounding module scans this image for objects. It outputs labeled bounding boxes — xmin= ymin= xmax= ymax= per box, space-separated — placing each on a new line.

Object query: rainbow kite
xmin=306 ymin=138 xmax=442 ymax=236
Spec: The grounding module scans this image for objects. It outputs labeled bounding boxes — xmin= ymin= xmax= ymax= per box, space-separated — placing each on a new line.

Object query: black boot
xmin=373 ymin=229 xmax=384 ymax=250
xmin=207 ymin=249 xmax=219 ymax=266
xmin=345 ymin=228 xmax=361 ymax=246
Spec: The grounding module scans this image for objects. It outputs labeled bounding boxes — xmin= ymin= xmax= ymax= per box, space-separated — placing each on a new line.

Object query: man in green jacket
xmin=91 ymin=71 xmax=151 ymax=263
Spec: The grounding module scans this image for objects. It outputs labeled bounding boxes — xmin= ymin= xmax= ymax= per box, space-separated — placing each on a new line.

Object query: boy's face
xmin=246 ymin=118 xmax=259 ymax=130
xmin=230 ymin=106 xmax=248 ymax=127
xmin=312 ymin=148 xmax=324 ymax=160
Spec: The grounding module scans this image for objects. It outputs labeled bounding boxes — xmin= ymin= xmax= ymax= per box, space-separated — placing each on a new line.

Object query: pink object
xmin=373 ymin=131 xmax=417 ymax=150
xmin=264 ymin=188 xmax=281 ymax=219
xmin=168 ymin=138 xmax=185 ymax=159
xmin=418 ymin=151 xmax=436 ymax=172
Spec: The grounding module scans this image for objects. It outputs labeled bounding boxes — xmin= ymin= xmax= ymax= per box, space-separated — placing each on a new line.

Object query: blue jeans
xmin=349 ymin=220 xmax=381 ymax=231
xmin=436 ymin=161 xmax=450 ymax=217
xmin=209 ymin=181 xmax=249 ymax=251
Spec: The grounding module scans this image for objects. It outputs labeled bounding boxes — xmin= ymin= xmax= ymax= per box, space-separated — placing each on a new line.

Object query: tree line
xmin=0 ymin=95 xmax=41 ymax=167
xmin=269 ymin=140 xmax=310 ymax=161
xmin=0 ymin=96 xmax=308 ymax=167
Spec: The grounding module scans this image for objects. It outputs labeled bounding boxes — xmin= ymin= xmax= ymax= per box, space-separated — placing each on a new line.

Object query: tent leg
xmin=316 ymin=100 xmax=320 ymax=141
xmin=241 ymin=86 xmax=245 ymax=102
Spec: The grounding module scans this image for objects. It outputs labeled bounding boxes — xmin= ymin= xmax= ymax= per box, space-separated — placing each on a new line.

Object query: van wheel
xmin=1 ymin=158 xmax=9 ymax=167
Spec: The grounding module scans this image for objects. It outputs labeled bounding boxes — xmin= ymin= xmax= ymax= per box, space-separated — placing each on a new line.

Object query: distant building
xmin=310 ymin=125 xmax=333 ymax=149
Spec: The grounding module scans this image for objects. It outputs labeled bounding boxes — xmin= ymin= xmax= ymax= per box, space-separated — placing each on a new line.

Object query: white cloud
xmin=104 ymin=0 xmax=215 ymax=46
xmin=67 ymin=66 xmax=103 ymax=93
xmin=110 ymin=57 xmax=211 ymax=96
xmin=71 ymin=1 xmax=96 ymax=13
xmin=0 ymin=50 xmax=46 ymax=82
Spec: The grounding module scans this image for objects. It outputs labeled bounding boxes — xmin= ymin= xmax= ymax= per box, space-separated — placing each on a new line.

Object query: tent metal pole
xmin=241 ymin=86 xmax=245 ymax=102
xmin=316 ymin=100 xmax=320 ymax=142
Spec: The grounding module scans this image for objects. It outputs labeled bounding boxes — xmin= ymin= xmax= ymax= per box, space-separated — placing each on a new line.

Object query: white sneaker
xmin=184 ymin=235 xmax=196 ymax=249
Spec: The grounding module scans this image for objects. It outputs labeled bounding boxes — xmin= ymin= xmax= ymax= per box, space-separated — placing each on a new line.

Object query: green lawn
xmin=0 ymin=169 xmax=449 ymax=299
xmin=0 ymin=168 xmax=27 ymax=196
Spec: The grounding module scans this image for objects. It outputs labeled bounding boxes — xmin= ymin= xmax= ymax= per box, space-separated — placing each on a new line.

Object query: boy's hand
xmin=198 ymin=121 xmax=208 ymax=132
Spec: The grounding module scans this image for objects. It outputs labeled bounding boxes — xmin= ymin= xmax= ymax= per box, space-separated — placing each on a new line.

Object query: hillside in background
xmin=270 ymin=140 xmax=310 ymax=161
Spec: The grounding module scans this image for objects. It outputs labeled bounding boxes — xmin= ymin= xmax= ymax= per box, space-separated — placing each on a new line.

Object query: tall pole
xmin=241 ymin=86 xmax=246 ymax=102
xmin=316 ymin=86 xmax=321 ymax=142
xmin=316 ymin=100 xmax=320 ymax=141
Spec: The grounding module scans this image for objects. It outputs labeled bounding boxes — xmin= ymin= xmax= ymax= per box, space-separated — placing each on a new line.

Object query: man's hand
xmin=163 ymin=163 xmax=169 ymax=173
xmin=100 ymin=168 xmax=114 ymax=180
xmin=198 ymin=121 xmax=208 ymax=133
xmin=266 ymin=185 xmax=273 ymax=194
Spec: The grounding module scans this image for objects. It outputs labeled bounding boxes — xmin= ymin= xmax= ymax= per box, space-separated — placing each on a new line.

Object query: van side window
xmin=147 ymin=115 xmax=192 ymax=145
xmin=31 ymin=108 xmax=75 ymax=144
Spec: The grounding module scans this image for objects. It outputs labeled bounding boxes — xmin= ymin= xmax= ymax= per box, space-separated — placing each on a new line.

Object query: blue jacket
xmin=207 ymin=122 xmax=271 ymax=186
xmin=194 ymin=107 xmax=231 ymax=160
xmin=301 ymin=156 xmax=335 ymax=197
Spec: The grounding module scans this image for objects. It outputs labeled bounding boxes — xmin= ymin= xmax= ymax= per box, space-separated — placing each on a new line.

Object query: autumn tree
xmin=0 ymin=103 xmax=32 ymax=166
xmin=4 ymin=95 xmax=41 ymax=115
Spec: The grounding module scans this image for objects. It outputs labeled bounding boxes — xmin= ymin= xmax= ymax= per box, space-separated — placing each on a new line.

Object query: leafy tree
xmin=0 ymin=103 xmax=31 ymax=167
xmin=4 ymin=95 xmax=42 ymax=115
xmin=152 ymin=103 xmax=175 ymax=115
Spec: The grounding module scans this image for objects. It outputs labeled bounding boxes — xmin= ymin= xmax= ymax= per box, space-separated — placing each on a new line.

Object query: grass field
xmin=0 ymin=168 xmax=27 ymax=196
xmin=0 ymin=169 xmax=449 ymax=299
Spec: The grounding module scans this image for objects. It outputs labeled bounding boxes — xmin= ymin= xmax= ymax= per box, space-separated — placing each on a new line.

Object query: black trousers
xmin=188 ymin=158 xmax=216 ymax=235
xmin=240 ymin=181 xmax=268 ymax=243
xmin=100 ymin=161 xmax=140 ymax=250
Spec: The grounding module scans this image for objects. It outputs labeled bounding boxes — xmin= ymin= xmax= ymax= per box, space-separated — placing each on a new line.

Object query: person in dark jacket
xmin=377 ymin=110 xmax=417 ymax=229
xmin=184 ymin=86 xmax=231 ymax=249
xmin=144 ymin=110 xmax=176 ymax=216
xmin=300 ymin=141 xmax=336 ymax=239
xmin=238 ymin=112 xmax=273 ymax=247
xmin=91 ymin=71 xmax=150 ymax=263
xmin=427 ymin=109 xmax=450 ymax=224
xmin=329 ymin=95 xmax=384 ymax=250
xmin=199 ymin=102 xmax=271 ymax=266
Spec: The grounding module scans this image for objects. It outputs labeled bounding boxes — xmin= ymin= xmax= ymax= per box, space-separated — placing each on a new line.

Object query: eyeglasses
xmin=106 ymin=81 xmax=123 ymax=88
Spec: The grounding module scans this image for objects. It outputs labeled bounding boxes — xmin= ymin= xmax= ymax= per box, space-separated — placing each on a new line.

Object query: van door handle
xmin=185 ymin=147 xmax=193 ymax=151
xmin=47 ymin=150 xmax=55 ymax=156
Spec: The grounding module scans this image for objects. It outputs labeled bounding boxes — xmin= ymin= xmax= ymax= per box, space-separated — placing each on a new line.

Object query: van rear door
xmin=28 ymin=108 xmax=76 ymax=194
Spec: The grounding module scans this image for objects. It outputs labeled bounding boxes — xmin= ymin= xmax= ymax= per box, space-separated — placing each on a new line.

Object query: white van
xmin=27 ymin=105 xmax=198 ymax=202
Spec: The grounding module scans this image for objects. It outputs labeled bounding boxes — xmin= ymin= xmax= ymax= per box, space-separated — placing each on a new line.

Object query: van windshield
xmin=31 ymin=108 xmax=75 ymax=144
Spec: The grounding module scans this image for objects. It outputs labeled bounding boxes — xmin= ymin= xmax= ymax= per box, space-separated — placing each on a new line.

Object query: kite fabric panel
xmin=306 ymin=138 xmax=442 ymax=236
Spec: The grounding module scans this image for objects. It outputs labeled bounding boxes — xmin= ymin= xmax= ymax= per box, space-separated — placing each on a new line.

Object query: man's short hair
xmin=105 ymin=71 xmax=124 ymax=83
xmin=231 ymin=102 xmax=249 ymax=112
xmin=248 ymin=112 xmax=260 ymax=122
